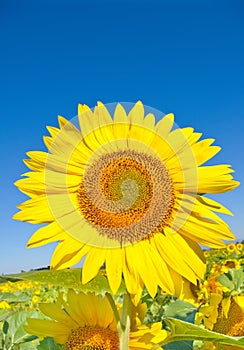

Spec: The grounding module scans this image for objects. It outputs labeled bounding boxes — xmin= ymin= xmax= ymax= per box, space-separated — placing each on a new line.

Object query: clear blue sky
xmin=1 ymin=0 xmax=243 ymax=274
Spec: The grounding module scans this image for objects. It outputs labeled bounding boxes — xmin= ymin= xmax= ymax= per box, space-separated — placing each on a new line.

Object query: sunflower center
xmin=214 ymin=299 xmax=244 ymax=336
xmin=100 ymin=158 xmax=151 ymax=210
xmin=65 ymin=325 xmax=119 ymax=350
xmin=77 ymin=150 xmax=175 ymax=245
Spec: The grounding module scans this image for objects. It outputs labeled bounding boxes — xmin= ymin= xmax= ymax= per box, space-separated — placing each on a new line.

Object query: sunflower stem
xmin=106 ymin=292 xmax=131 ymax=349
xmin=119 ymin=293 xmax=131 ymax=350
xmin=106 ymin=292 xmax=122 ymax=327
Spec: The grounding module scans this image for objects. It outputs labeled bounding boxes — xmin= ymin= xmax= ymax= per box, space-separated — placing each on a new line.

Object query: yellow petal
xmin=25 ymin=318 xmax=69 ymax=344
xmin=106 ymin=249 xmax=123 ymax=294
xmin=128 ymin=101 xmax=144 ymax=126
xmin=58 ymin=115 xmax=69 ymax=128
xmin=24 ymin=151 xmax=47 ymax=172
xmin=13 ymin=195 xmax=54 ymax=223
xmin=155 ymin=113 xmax=174 ymax=139
xmin=46 ymin=125 xmax=60 ymax=138
xmin=82 ymin=248 xmax=106 ymax=284
xmin=68 ymin=291 xmax=98 ymax=326
xmin=196 ymin=196 xmax=233 ymax=215
xmin=113 ymin=103 xmax=130 ymax=141
xmin=154 ymin=234 xmax=202 ymax=283
xmin=221 ymin=296 xmax=231 ymax=318
xmin=39 ymin=303 xmax=78 ymax=328
xmin=197 ymin=165 xmax=240 ymax=193
xmin=51 ymin=238 xmax=88 ymax=269
xmin=123 ymin=245 xmax=140 ymax=295
xmin=27 ymin=222 xmax=66 ymax=248
xmin=143 ymin=113 xmax=155 ymax=129
xmin=192 ymin=138 xmax=221 ymax=165
xmin=96 ymin=101 xmax=113 ymax=126
xmin=78 ymin=104 xmax=96 ymax=137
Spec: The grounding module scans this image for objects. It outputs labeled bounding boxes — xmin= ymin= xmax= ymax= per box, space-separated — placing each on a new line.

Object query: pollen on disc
xmin=65 ymin=325 xmax=119 ymax=350
xmin=77 ymin=150 xmax=175 ymax=244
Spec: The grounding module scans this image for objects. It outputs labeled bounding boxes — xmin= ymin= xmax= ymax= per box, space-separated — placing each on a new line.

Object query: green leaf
xmin=20 ymin=335 xmax=38 ymax=343
xmin=37 ymin=337 xmax=65 ymax=350
xmin=164 ymin=300 xmax=197 ymax=319
xmin=230 ymin=268 xmax=244 ymax=291
xmin=163 ymin=300 xmax=197 ymax=350
xmin=163 ymin=340 xmax=193 ymax=350
xmin=0 ymin=291 xmax=30 ymax=303
xmin=17 ymin=336 xmax=39 ymax=350
xmin=157 ymin=318 xmax=244 ymax=348
xmin=0 ymin=309 xmax=15 ymax=322
xmin=3 ymin=321 xmax=9 ymax=335
xmin=218 ymin=274 xmax=235 ymax=290
xmin=19 ymin=339 xmax=40 ymax=350
xmin=3 ymin=268 xmax=126 ymax=295
xmin=5 ymin=310 xmax=41 ymax=345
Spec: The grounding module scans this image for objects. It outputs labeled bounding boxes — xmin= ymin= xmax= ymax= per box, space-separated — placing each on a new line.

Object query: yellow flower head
xmin=25 ymin=290 xmax=167 ymax=349
xmin=227 ymin=243 xmax=236 ymax=253
xmin=32 ymin=295 xmax=39 ymax=304
xmin=17 ymin=281 xmax=26 ymax=291
xmin=211 ymin=264 xmax=223 ymax=274
xmin=236 ymin=243 xmax=243 ymax=252
xmin=178 ymin=278 xmax=200 ymax=307
xmin=0 ymin=301 xmax=11 ymax=309
xmin=197 ymin=294 xmax=244 ymax=344
xmin=0 ymin=283 xmax=8 ymax=292
xmin=14 ymin=101 xmax=239 ymax=298
xmin=223 ymin=259 xmax=240 ymax=270
xmin=204 ymin=251 xmax=210 ymax=258
xmin=196 ymin=293 xmax=222 ymax=330
xmin=213 ymin=296 xmax=244 ymax=337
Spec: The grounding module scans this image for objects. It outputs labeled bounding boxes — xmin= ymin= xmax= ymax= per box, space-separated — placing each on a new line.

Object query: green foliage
xmin=0 ymin=293 xmax=29 ymax=304
xmin=142 ymin=290 xmax=175 ymax=323
xmin=1 ymin=245 xmax=243 ymax=349
xmin=218 ymin=267 xmax=244 ymax=296
xmin=163 ymin=300 xmax=198 ymax=349
xmin=3 ymin=269 xmax=126 ymax=296
xmin=164 ymin=300 xmax=197 ymax=319
xmin=2 ymin=322 xmax=8 ymax=335
xmin=0 ymin=310 xmax=40 ymax=350
xmin=157 ymin=318 xmax=244 ymax=348
xmin=37 ymin=337 xmax=65 ymax=350
xmin=0 ymin=311 xmax=14 ymax=323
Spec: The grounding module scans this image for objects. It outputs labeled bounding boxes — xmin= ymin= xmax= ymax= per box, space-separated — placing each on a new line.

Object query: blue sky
xmin=0 ymin=0 xmax=243 ymax=274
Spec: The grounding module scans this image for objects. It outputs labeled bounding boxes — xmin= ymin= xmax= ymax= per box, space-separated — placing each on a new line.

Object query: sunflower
xmin=213 ymin=295 xmax=244 ymax=337
xmin=226 ymin=243 xmax=236 ymax=254
xmin=31 ymin=295 xmax=40 ymax=304
xmin=196 ymin=293 xmax=223 ymax=330
xmin=178 ymin=278 xmax=200 ymax=307
xmin=204 ymin=251 xmax=210 ymax=258
xmin=25 ymin=290 xmax=167 ymax=349
xmin=236 ymin=243 xmax=243 ymax=252
xmin=14 ymin=101 xmax=239 ymax=297
xmin=0 ymin=301 xmax=11 ymax=309
xmin=223 ymin=258 xmax=240 ymax=270
xmin=197 ymin=295 xmax=244 ymax=350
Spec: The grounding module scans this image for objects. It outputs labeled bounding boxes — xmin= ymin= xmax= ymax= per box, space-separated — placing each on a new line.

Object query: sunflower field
xmin=1 ymin=102 xmax=244 ymax=349
xmin=0 ymin=243 xmax=243 ymax=349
